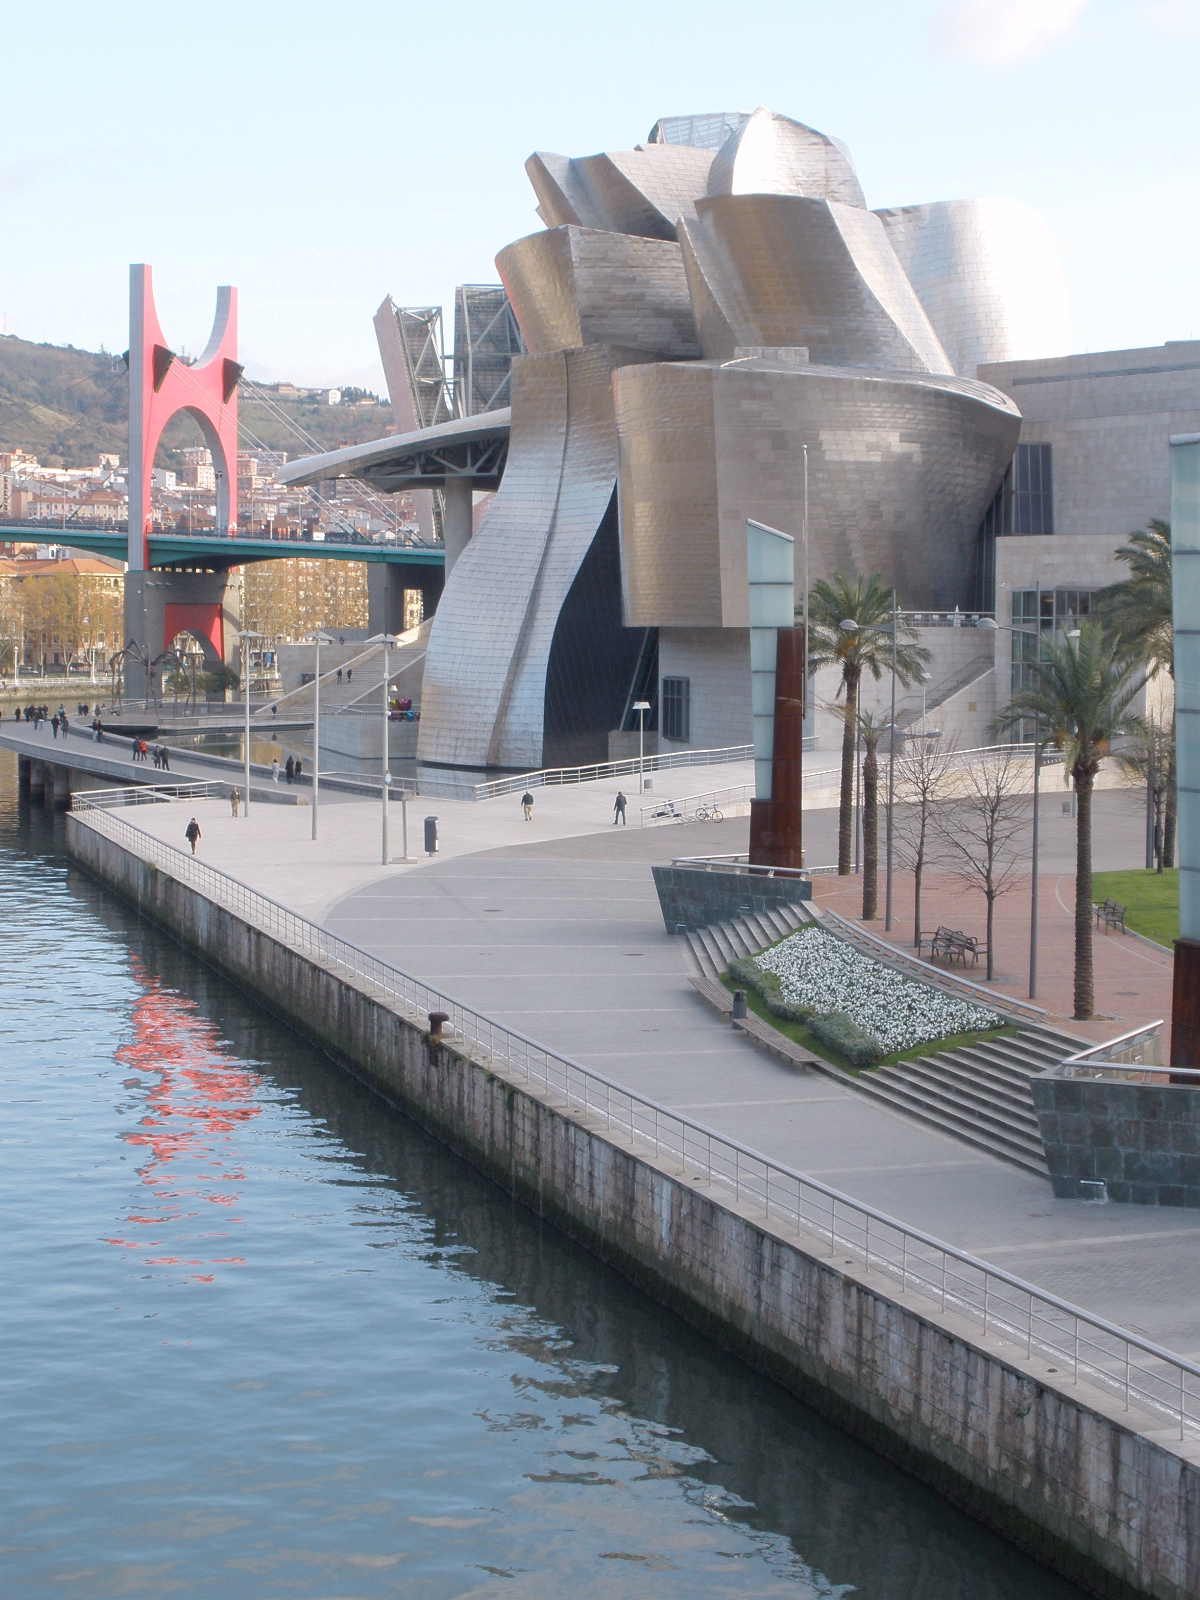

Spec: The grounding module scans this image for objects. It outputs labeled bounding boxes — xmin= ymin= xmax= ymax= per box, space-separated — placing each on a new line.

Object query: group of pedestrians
xmin=270 ymin=755 xmax=303 ymax=784
xmin=130 ymin=739 xmax=171 ymax=769
xmin=11 ymin=704 xmax=51 ymax=727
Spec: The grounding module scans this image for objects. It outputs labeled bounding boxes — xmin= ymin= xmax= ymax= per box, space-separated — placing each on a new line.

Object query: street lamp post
xmin=368 ymin=633 xmax=399 ymax=864
xmin=309 ymin=632 xmax=331 ymax=842
xmin=981 ymin=598 xmax=1060 ymax=1000
xmin=238 ymin=629 xmax=263 ymax=817
xmin=633 ymin=699 xmax=651 ymax=793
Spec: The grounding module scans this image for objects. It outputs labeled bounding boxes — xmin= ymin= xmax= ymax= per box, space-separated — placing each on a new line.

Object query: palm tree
xmin=856 ymin=710 xmax=886 ymax=920
xmin=992 ymin=622 xmax=1144 ymax=1020
xmin=1095 ymin=519 xmax=1176 ymax=862
xmin=806 ymin=573 xmax=929 ymax=875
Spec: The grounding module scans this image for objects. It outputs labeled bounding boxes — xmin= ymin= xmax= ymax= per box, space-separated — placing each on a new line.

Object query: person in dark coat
xmin=521 ymin=791 xmax=534 ymax=821
xmin=613 ymin=790 xmax=627 ymax=825
xmin=285 ymin=756 xmax=295 ymax=784
xmin=185 ymin=817 xmax=201 ymax=854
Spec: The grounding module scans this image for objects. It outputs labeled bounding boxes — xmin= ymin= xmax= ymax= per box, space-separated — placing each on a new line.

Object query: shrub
xmin=727 ymin=956 xmax=814 ymax=1024
xmin=808 ymin=1011 xmax=884 ymax=1070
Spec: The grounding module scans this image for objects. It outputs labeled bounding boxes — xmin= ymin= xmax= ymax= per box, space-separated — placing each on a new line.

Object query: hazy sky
xmin=2 ymin=0 xmax=1197 ymax=393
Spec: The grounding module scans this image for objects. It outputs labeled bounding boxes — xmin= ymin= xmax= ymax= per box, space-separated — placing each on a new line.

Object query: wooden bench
xmin=1095 ymin=898 xmax=1127 ymax=934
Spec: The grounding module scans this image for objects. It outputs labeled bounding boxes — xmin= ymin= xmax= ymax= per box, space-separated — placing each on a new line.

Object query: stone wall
xmin=1031 ymin=1073 xmax=1200 ymax=1206
xmin=66 ymin=813 xmax=1200 ymax=1600
xmin=650 ymin=863 xmax=812 ymax=933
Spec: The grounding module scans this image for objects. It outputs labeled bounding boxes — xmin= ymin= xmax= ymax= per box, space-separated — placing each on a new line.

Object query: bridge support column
xmin=17 ymin=755 xmax=30 ymax=794
xmin=442 ymin=477 xmax=473 ymax=579
xmin=29 ymin=759 xmax=46 ymax=804
xmin=51 ymin=764 xmax=70 ymax=810
xmin=367 ymin=563 xmax=445 ymax=636
xmin=123 ymin=569 xmax=242 ymax=703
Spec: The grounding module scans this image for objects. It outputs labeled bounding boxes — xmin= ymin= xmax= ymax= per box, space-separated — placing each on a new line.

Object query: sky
xmin=2 ymin=0 xmax=1198 ymax=394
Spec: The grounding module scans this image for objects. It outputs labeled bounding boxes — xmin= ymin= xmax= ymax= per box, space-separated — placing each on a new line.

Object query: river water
xmin=0 ymin=755 xmax=1087 ymax=1599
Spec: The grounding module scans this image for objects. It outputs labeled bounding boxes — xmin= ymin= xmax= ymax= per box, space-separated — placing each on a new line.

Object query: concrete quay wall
xmin=66 ymin=814 xmax=1200 ymax=1600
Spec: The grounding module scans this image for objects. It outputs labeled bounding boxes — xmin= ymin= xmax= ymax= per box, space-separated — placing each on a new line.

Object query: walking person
xmin=51 ymin=714 xmax=60 ymax=739
xmin=184 ymin=817 xmax=201 ymax=855
xmin=613 ymin=790 xmax=627 ymax=825
xmin=159 ymin=744 xmax=170 ymax=772
xmin=294 ymin=757 xmax=303 ymax=781
xmin=230 ymin=788 xmax=240 ymax=818
xmin=521 ymin=790 xmax=534 ymax=821
xmin=285 ymin=756 xmax=294 ymax=784
xmin=336 ymin=668 xmax=342 ymax=685
xmin=271 ymin=757 xmax=280 ymax=784
xmin=152 ymin=745 xmax=161 ymax=770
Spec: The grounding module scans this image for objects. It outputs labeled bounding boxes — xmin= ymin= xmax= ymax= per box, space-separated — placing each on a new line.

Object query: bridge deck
xmin=0 ymin=525 xmax=443 ymax=569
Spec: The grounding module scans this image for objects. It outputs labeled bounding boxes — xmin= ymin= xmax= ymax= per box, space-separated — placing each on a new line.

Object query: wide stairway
xmin=681 ymin=909 xmax=1082 ymax=1179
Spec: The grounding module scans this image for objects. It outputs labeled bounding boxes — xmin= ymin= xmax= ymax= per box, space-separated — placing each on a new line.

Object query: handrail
xmin=1056 ymin=1021 xmax=1171 ymax=1078
xmin=471 ymin=744 xmax=754 ymax=801
xmin=68 ymin=790 xmax=1200 ymax=1440
xmin=639 ymin=783 xmax=753 ymax=825
xmin=72 ymin=781 xmax=224 ymax=808
xmin=818 ymin=908 xmax=1048 ymax=1020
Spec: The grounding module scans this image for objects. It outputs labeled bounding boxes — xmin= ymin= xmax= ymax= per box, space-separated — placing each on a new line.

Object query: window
xmin=661 ymin=676 xmax=690 ymax=743
xmin=1013 ymin=443 xmax=1053 ymax=535
xmin=1010 ymin=587 xmax=1094 ymax=731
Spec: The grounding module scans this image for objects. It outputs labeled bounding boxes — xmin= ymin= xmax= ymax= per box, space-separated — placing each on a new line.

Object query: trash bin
xmin=424 ymin=815 xmax=438 ymax=855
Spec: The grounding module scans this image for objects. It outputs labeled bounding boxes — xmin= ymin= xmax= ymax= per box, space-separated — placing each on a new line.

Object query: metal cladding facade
xmin=875 ymin=198 xmax=1071 ymax=377
xmin=615 ymin=357 xmax=1021 ymax=622
xmin=415 ymin=103 xmax=1056 ymax=770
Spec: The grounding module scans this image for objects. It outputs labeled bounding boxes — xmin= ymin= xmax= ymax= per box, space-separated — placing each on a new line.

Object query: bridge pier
xmin=17 ymin=755 xmax=30 ymax=795
xmin=123 ymin=570 xmax=242 ymax=702
xmin=367 ymin=563 xmax=444 ymax=637
xmin=51 ymin=764 xmax=71 ymax=809
xmin=28 ymin=759 xmax=46 ymax=805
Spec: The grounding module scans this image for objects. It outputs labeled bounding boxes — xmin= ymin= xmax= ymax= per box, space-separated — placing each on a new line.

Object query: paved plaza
xmin=109 ymin=768 xmax=1200 ymax=1361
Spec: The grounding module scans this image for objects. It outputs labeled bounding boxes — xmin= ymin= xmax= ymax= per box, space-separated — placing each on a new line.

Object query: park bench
xmin=918 ymin=925 xmax=987 ymax=968
xmin=1095 ymin=898 xmax=1127 ymax=934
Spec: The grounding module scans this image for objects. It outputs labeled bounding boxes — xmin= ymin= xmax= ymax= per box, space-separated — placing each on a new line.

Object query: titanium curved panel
xmin=875 ymin=198 xmax=1071 ymax=376
xmin=614 ymin=357 xmax=1021 ymax=623
xmin=497 ymin=227 xmax=699 ymax=360
xmin=680 ymin=195 xmax=952 ymax=373
xmin=525 ymin=147 xmax=714 ymax=241
xmin=707 ymin=107 xmax=867 ymax=208
xmin=489 ymin=344 xmax=620 ymax=767
xmin=417 ymin=346 xmax=619 ymax=770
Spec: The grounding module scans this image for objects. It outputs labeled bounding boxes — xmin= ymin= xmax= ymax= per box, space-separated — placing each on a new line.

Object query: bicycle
xmin=693 ymin=804 xmax=724 ymax=822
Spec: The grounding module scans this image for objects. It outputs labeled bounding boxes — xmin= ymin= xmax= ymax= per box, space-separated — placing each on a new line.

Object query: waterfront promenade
xmin=112 ymin=773 xmax=1200 ymax=1362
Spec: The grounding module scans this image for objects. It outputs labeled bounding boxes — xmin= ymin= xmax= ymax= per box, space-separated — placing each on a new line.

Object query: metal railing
xmin=68 ymin=790 xmax=1200 ymax=1440
xmin=471 ymin=744 xmax=754 ymax=801
xmin=640 ymin=783 xmax=753 ymax=825
xmin=72 ymin=781 xmax=225 ymax=808
xmin=1055 ymin=1022 xmax=1179 ymax=1080
xmin=669 ymin=854 xmax=817 ymax=881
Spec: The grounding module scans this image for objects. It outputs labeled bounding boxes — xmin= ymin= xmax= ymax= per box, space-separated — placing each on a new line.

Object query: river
xmin=0 ymin=753 xmax=1086 ymax=1598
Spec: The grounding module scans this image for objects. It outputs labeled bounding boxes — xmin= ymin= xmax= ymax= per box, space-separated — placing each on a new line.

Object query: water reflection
xmin=0 ymin=765 xmax=1086 ymax=1598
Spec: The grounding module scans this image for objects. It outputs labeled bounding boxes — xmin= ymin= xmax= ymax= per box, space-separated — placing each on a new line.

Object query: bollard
xmin=428 ymin=1011 xmax=449 ymax=1039
xmin=424 ymin=815 xmax=438 ymax=855
xmin=731 ymin=990 xmax=747 ymax=1029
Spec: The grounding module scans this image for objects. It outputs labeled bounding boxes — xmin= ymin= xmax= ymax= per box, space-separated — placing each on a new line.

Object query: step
xmin=955 ymin=1038 xmax=1060 ymax=1080
xmin=684 ymin=932 xmax=720 ymax=982
xmin=890 ymin=1055 xmax=1038 ymax=1124
xmin=694 ymin=927 xmax=727 ymax=979
xmin=873 ymin=1065 xmax=1044 ymax=1152
xmin=850 ymin=1074 xmax=1048 ymax=1175
xmin=948 ymin=1045 xmax=1048 ymax=1092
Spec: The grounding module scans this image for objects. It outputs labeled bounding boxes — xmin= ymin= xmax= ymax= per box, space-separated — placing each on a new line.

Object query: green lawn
xmin=1092 ymin=869 xmax=1178 ymax=949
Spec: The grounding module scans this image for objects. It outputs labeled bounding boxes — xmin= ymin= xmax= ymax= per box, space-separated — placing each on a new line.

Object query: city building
xmin=284 ymin=106 xmax=1182 ymax=770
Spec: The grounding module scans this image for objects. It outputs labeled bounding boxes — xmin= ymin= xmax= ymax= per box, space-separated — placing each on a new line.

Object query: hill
xmin=0 ymin=334 xmax=397 ymax=471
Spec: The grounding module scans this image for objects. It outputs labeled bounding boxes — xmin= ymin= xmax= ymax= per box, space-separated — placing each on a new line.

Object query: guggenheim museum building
xmin=283 ymin=106 xmax=1091 ymax=771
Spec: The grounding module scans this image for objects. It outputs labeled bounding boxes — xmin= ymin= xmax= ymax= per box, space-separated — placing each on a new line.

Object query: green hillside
xmin=0 ymin=334 xmax=396 ymax=472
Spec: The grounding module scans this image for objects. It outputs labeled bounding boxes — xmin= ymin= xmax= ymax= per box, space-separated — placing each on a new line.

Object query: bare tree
xmin=1118 ymin=711 xmax=1175 ymax=873
xmin=934 ymin=746 xmax=1030 ymax=982
xmin=893 ymin=732 xmax=960 ymax=950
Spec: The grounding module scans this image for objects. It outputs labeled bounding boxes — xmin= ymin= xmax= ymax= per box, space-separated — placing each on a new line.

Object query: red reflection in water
xmin=108 ymin=958 xmax=261 ymax=1283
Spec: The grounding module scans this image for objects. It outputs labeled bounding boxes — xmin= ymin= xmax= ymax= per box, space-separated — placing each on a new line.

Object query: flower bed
xmin=754 ymin=928 xmax=999 ymax=1057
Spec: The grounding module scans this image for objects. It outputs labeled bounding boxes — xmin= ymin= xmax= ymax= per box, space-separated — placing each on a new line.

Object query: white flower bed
xmin=755 ymin=928 xmax=999 ymax=1056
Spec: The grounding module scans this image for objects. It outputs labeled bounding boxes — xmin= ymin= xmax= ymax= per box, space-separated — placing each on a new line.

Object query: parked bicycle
xmin=693 ymin=804 xmax=724 ymax=822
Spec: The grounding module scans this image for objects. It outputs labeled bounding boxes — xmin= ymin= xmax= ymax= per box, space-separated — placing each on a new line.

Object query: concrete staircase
xmin=680 ymin=908 xmax=1084 ymax=1178
xmin=682 ymin=902 xmax=816 ymax=982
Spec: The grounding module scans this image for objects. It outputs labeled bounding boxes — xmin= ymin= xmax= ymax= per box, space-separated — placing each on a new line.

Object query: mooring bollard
xmin=731 ymin=990 xmax=747 ymax=1029
xmin=428 ymin=1011 xmax=449 ymax=1039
